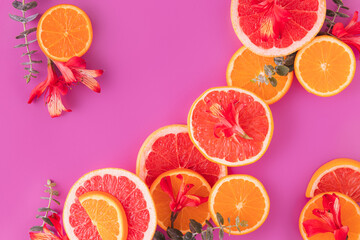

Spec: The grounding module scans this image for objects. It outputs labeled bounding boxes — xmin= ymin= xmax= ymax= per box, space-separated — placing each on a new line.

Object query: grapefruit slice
xmin=230 ymin=0 xmax=326 ymax=57
xmin=227 ymin=46 xmax=293 ymax=104
xmin=188 ymin=87 xmax=273 ymax=167
xmin=306 ymin=158 xmax=360 ymax=202
xmin=136 ymin=124 xmax=227 ymax=187
xmin=79 ymin=191 xmax=128 ymax=240
xmin=63 ymin=168 xmax=157 ymax=240
xmin=299 ymin=192 xmax=360 ymax=240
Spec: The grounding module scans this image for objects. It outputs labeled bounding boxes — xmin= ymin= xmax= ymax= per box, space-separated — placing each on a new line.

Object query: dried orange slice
xmin=227 ymin=46 xmax=293 ymax=105
xmin=79 ymin=191 xmax=128 ymax=240
xmin=295 ymin=36 xmax=356 ymax=97
xmin=150 ymin=169 xmax=211 ymax=233
xmin=209 ymin=175 xmax=270 ymax=235
xmin=37 ymin=4 xmax=93 ymax=62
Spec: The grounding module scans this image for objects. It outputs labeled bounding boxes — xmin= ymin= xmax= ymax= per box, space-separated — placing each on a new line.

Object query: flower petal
xmin=47 ymin=86 xmax=71 ymax=118
xmin=160 ymin=176 xmax=175 ymax=202
xmin=28 ymin=80 xmax=49 ymax=104
xmin=54 ymin=61 xmax=77 ymax=84
xmin=73 ymin=69 xmax=101 ymax=93
xmin=303 ymin=219 xmax=334 ymax=237
xmin=65 ymin=57 xmax=86 ymax=69
xmin=345 ymin=11 xmax=360 ymax=35
xmin=334 ymin=226 xmax=349 ymax=240
xmin=29 ymin=225 xmax=61 ymax=240
xmin=332 ymin=23 xmax=348 ymax=38
xmin=48 ymin=213 xmax=64 ymax=238
xmin=341 ymin=37 xmax=360 ymax=55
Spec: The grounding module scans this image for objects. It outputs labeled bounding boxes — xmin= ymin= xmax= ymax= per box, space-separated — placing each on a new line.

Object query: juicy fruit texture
xmin=37 ymin=4 xmax=93 ymax=62
xmin=299 ymin=192 xmax=360 ymax=240
xmin=209 ymin=175 xmax=270 ymax=235
xmin=150 ymin=169 xmax=211 ymax=233
xmin=188 ymin=87 xmax=273 ymax=167
xmin=306 ymin=158 xmax=360 ymax=202
xmin=231 ymin=0 xmax=326 ymax=57
xmin=295 ymin=36 xmax=356 ymax=97
xmin=79 ymin=191 xmax=128 ymax=240
xmin=136 ymin=124 xmax=227 ymax=187
xmin=63 ymin=168 xmax=157 ymax=240
xmin=226 ymin=46 xmax=293 ymax=104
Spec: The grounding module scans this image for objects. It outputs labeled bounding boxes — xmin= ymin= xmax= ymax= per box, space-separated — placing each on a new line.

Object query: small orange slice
xmin=299 ymin=192 xmax=360 ymax=240
xmin=79 ymin=191 xmax=128 ymax=240
xmin=209 ymin=175 xmax=270 ymax=235
xmin=227 ymin=46 xmax=293 ymax=105
xmin=37 ymin=4 xmax=93 ymax=62
xmin=150 ymin=169 xmax=211 ymax=233
xmin=295 ymin=36 xmax=356 ymax=97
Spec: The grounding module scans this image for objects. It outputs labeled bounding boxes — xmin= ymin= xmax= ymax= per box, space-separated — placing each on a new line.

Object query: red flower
xmin=332 ymin=11 xmax=360 ymax=55
xmin=30 ymin=213 xmax=68 ymax=240
xmin=28 ymin=63 xmax=71 ymax=118
xmin=54 ymin=57 xmax=103 ymax=93
xmin=251 ymin=0 xmax=291 ymax=40
xmin=303 ymin=193 xmax=349 ymax=240
xmin=160 ymin=174 xmax=208 ymax=213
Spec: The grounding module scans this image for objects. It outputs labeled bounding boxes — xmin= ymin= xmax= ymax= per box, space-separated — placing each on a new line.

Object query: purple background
xmin=1 ymin=0 xmax=359 ymax=239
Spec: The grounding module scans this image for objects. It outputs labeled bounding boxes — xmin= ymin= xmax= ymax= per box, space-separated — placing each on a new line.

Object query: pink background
xmin=1 ymin=0 xmax=360 ymax=239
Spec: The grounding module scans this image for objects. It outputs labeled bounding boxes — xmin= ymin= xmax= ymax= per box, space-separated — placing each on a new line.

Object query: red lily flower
xmin=30 ymin=213 xmax=69 ymax=240
xmin=160 ymin=174 xmax=208 ymax=213
xmin=54 ymin=57 xmax=103 ymax=93
xmin=252 ymin=0 xmax=291 ymax=40
xmin=303 ymin=193 xmax=349 ymax=240
xmin=332 ymin=11 xmax=360 ymax=55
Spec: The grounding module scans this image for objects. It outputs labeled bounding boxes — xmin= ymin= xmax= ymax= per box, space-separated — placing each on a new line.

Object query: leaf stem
xmin=21 ymin=0 xmax=35 ymax=83
xmin=41 ymin=181 xmax=55 ymax=227
xmin=327 ymin=4 xmax=342 ymax=34
xmin=170 ymin=212 xmax=179 ymax=229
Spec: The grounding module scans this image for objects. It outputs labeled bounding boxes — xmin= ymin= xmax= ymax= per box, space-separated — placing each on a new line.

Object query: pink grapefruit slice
xmin=137 ymin=124 xmax=227 ymax=187
xmin=188 ymin=87 xmax=273 ymax=167
xmin=231 ymin=0 xmax=326 ymax=57
xmin=63 ymin=168 xmax=157 ymax=240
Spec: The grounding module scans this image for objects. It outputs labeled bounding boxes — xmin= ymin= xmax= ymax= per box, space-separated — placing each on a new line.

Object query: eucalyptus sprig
xmin=325 ymin=0 xmax=350 ymax=34
xmin=153 ymin=213 xmax=248 ymax=240
xmin=29 ymin=180 xmax=60 ymax=232
xmin=10 ymin=0 xmax=42 ymax=83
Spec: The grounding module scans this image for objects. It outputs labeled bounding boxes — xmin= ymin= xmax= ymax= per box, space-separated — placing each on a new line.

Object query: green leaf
xmin=250 ymin=78 xmax=257 ymax=83
xmin=240 ymin=220 xmax=248 ymax=227
xmin=201 ymin=231 xmax=207 ymax=240
xmin=332 ymin=0 xmax=343 ymax=6
xmin=22 ymin=50 xmax=37 ymax=56
xmin=258 ymin=74 xmax=268 ymax=84
xmin=274 ymin=57 xmax=284 ymax=66
xmin=216 ymin=213 xmax=224 ymax=226
xmin=227 ymin=217 xmax=231 ymax=224
xmin=337 ymin=12 xmax=349 ymax=18
xmin=284 ymin=53 xmax=296 ymax=67
xmin=14 ymin=39 xmax=37 ymax=48
xmin=184 ymin=232 xmax=193 ymax=240
xmin=264 ymin=65 xmax=274 ymax=77
xmin=219 ymin=228 xmax=224 ymax=240
xmin=20 ymin=27 xmax=37 ymax=36
xmin=167 ymin=227 xmax=183 ymax=240
xmin=9 ymin=14 xmax=27 ymax=23
xmin=12 ymin=1 xmax=38 ymax=11
xmin=206 ymin=228 xmax=213 ymax=240
xmin=269 ymin=77 xmax=278 ymax=87
xmin=29 ymin=226 xmax=43 ymax=232
xmin=235 ymin=217 xmax=241 ymax=232
xmin=275 ymin=65 xmax=289 ymax=76
xmin=205 ymin=220 xmax=213 ymax=228
xmin=42 ymin=217 xmax=54 ymax=226
xmin=153 ymin=231 xmax=166 ymax=240
xmin=26 ymin=13 xmax=39 ymax=22
xmin=324 ymin=18 xmax=333 ymax=23
xmin=38 ymin=207 xmax=56 ymax=213
xmin=326 ymin=9 xmax=336 ymax=17
xmin=189 ymin=219 xmax=202 ymax=234
xmin=340 ymin=5 xmax=349 ymax=10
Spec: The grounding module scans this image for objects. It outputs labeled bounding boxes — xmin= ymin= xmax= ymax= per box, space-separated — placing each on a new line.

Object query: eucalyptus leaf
xmin=26 ymin=13 xmax=39 ymax=22
xmin=14 ymin=39 xmax=37 ymax=48
xmin=22 ymin=50 xmax=37 ymax=56
xmin=184 ymin=232 xmax=193 ymax=240
xmin=38 ymin=207 xmax=56 ymax=213
xmin=258 ymin=74 xmax=268 ymax=84
xmin=337 ymin=12 xmax=349 ymax=18
xmin=340 ymin=5 xmax=349 ymax=10
xmin=326 ymin=9 xmax=336 ymax=17
xmin=274 ymin=57 xmax=284 ymax=65
xmin=219 ymin=228 xmax=224 ymax=240
xmin=250 ymin=78 xmax=257 ymax=83
xmin=240 ymin=220 xmax=248 ymax=227
xmin=201 ymin=231 xmax=207 ymax=240
xmin=189 ymin=219 xmax=202 ymax=234
xmin=167 ymin=227 xmax=183 ymax=240
xmin=284 ymin=53 xmax=296 ymax=67
xmin=206 ymin=228 xmax=213 ymax=240
xmin=30 ymin=226 xmax=43 ymax=232
xmin=324 ymin=18 xmax=333 ymax=23
xmin=9 ymin=14 xmax=27 ymax=23
xmin=205 ymin=220 xmax=213 ymax=228
xmin=269 ymin=77 xmax=278 ymax=87
xmin=20 ymin=27 xmax=37 ymax=36
xmin=332 ymin=0 xmax=343 ymax=6
xmin=153 ymin=231 xmax=166 ymax=240
xmin=264 ymin=64 xmax=274 ymax=76
xmin=12 ymin=1 xmax=38 ymax=11
xmin=42 ymin=217 xmax=54 ymax=226
xmin=216 ymin=213 xmax=224 ymax=226
xmin=275 ymin=65 xmax=289 ymax=76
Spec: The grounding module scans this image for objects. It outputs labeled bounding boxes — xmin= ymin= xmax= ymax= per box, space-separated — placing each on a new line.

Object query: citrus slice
xmin=209 ymin=175 xmax=270 ymax=235
xmin=299 ymin=192 xmax=360 ymax=240
xmin=79 ymin=191 xmax=128 ymax=240
xmin=63 ymin=168 xmax=157 ymax=240
xmin=227 ymin=46 xmax=293 ymax=104
xmin=295 ymin=36 xmax=356 ymax=97
xmin=149 ymin=169 xmax=211 ymax=233
xmin=188 ymin=87 xmax=273 ymax=167
xmin=306 ymin=158 xmax=360 ymax=202
xmin=136 ymin=124 xmax=227 ymax=187
xmin=231 ymin=0 xmax=326 ymax=57
xmin=37 ymin=4 xmax=93 ymax=62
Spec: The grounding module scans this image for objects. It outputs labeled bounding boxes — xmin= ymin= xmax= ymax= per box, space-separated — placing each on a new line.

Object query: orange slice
xmin=295 ymin=36 xmax=356 ymax=97
xmin=79 ymin=191 xmax=128 ymax=240
xmin=150 ymin=169 xmax=211 ymax=233
xmin=188 ymin=87 xmax=273 ymax=167
xmin=227 ymin=46 xmax=293 ymax=105
xmin=306 ymin=158 xmax=360 ymax=202
xmin=37 ymin=4 xmax=93 ymax=62
xmin=209 ymin=175 xmax=270 ymax=235
xmin=299 ymin=192 xmax=360 ymax=240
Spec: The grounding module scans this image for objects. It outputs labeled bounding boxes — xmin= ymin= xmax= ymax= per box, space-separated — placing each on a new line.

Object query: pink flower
xmin=332 ymin=11 xmax=360 ymax=55
xmin=30 ymin=213 xmax=69 ymax=240
xmin=251 ymin=0 xmax=291 ymax=40
xmin=54 ymin=57 xmax=103 ymax=93
xmin=160 ymin=174 xmax=208 ymax=213
xmin=303 ymin=193 xmax=349 ymax=240
xmin=28 ymin=63 xmax=71 ymax=118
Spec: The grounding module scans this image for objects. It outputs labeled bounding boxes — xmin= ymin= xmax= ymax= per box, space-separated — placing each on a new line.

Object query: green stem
xmin=41 ymin=183 xmax=54 ymax=227
xmin=327 ymin=4 xmax=342 ymax=34
xmin=170 ymin=212 xmax=179 ymax=229
xmin=21 ymin=0 xmax=34 ymax=83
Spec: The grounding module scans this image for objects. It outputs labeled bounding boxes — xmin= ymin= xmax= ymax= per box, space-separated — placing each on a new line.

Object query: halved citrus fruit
xmin=136 ymin=124 xmax=227 ymax=187
xmin=79 ymin=191 xmax=128 ymax=240
xmin=306 ymin=158 xmax=360 ymax=202
xmin=37 ymin=4 xmax=93 ymax=62
xmin=188 ymin=87 xmax=273 ymax=167
xmin=227 ymin=46 xmax=293 ymax=104
xmin=150 ymin=169 xmax=211 ymax=233
xmin=63 ymin=168 xmax=157 ymax=240
xmin=299 ymin=192 xmax=360 ymax=240
xmin=295 ymin=36 xmax=356 ymax=97
xmin=230 ymin=0 xmax=326 ymax=57
xmin=209 ymin=174 xmax=270 ymax=235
